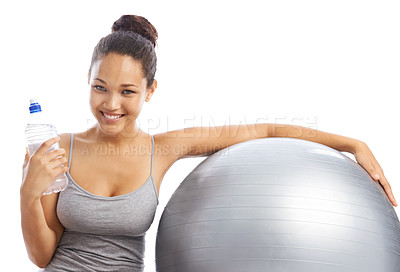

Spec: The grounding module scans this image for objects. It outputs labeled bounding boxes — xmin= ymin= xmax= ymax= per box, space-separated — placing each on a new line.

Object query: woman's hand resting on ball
xmin=353 ymin=141 xmax=397 ymax=207
xmin=21 ymin=136 xmax=69 ymax=200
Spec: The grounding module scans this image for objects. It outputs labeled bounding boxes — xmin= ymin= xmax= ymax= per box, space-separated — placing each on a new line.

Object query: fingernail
xmin=374 ymin=174 xmax=380 ymax=179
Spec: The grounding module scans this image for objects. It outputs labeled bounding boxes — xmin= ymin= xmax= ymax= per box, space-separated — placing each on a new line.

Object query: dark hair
xmin=88 ymin=15 xmax=158 ymax=88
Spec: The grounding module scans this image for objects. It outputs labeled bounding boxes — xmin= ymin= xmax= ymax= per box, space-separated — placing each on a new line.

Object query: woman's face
xmin=88 ymin=53 xmax=156 ymax=137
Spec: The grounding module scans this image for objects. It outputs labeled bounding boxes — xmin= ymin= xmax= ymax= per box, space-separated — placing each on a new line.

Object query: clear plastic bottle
xmin=24 ymin=98 xmax=69 ymax=195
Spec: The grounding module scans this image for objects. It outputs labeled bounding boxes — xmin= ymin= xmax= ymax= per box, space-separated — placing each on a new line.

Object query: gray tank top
xmin=42 ymin=133 xmax=159 ymax=272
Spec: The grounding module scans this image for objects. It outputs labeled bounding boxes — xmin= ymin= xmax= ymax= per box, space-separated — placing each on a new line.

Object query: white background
xmin=1 ymin=0 xmax=399 ymax=271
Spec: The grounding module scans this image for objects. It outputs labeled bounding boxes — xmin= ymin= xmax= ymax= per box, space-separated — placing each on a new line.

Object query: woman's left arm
xmin=160 ymin=122 xmax=397 ymax=207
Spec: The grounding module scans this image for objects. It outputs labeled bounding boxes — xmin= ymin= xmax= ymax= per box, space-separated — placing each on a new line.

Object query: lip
xmin=100 ymin=111 xmax=125 ymax=123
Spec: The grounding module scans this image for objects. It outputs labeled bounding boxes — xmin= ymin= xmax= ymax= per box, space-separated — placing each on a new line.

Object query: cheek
xmin=89 ymin=95 xmax=103 ymax=118
xmin=89 ymin=92 xmax=102 ymax=108
xmin=128 ymin=101 xmax=143 ymax=115
xmin=128 ymin=95 xmax=146 ymax=113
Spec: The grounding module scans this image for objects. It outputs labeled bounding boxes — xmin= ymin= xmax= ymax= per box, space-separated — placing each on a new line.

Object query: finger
xmin=23 ymin=147 xmax=30 ymax=164
xmin=46 ymin=148 xmax=66 ymax=161
xmin=48 ymin=155 xmax=68 ymax=170
xmin=378 ymin=175 xmax=398 ymax=207
xmin=359 ymin=159 xmax=378 ymax=181
xmin=369 ymin=163 xmax=382 ymax=182
xmin=52 ymin=165 xmax=69 ymax=178
xmin=35 ymin=137 xmax=60 ymax=157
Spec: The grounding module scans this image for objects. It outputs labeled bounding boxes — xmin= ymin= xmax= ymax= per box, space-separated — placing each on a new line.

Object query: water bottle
xmin=24 ymin=98 xmax=69 ymax=195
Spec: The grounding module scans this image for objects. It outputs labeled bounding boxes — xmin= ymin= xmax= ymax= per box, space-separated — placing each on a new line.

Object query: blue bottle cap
xmin=29 ymin=98 xmax=42 ymax=113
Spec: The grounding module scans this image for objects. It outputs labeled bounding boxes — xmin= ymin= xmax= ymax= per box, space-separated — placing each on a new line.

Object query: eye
xmin=93 ymin=85 xmax=135 ymax=94
xmin=94 ymin=85 xmax=106 ymax=91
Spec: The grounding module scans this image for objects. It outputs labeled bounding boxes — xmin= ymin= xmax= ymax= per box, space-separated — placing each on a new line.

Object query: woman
xmin=20 ymin=15 xmax=397 ymax=271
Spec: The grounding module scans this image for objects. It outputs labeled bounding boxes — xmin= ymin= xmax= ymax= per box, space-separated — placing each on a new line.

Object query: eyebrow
xmin=94 ymin=77 xmax=138 ymax=88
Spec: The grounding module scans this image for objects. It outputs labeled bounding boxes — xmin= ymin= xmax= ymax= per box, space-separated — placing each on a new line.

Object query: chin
xmin=97 ymin=126 xmax=120 ymax=137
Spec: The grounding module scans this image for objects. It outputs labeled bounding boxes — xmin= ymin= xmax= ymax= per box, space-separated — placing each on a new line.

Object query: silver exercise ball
xmin=155 ymin=138 xmax=400 ymax=272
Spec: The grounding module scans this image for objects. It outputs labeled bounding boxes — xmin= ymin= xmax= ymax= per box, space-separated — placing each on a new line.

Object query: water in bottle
xmin=24 ymin=98 xmax=69 ymax=195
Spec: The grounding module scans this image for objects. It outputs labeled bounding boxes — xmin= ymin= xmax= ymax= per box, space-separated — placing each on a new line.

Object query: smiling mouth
xmin=100 ymin=111 xmax=126 ymax=120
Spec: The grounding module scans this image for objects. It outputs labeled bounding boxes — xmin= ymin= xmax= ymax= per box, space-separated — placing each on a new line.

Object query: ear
xmin=145 ymin=79 xmax=157 ymax=102
xmin=87 ymin=70 xmax=91 ymax=85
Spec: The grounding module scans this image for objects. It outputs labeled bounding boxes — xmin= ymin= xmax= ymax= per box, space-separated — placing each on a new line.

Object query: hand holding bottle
xmin=21 ymin=136 xmax=69 ymax=200
xmin=24 ymin=98 xmax=69 ymax=196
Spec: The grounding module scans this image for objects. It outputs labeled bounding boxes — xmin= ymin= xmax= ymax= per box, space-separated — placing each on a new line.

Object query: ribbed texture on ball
xmin=156 ymin=138 xmax=400 ymax=272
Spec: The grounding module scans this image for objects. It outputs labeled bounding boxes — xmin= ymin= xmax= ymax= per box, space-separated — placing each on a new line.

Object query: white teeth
xmin=103 ymin=112 xmax=123 ymax=119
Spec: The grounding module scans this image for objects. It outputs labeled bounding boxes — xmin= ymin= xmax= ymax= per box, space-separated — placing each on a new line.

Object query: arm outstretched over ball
xmin=157 ymin=123 xmax=397 ymax=207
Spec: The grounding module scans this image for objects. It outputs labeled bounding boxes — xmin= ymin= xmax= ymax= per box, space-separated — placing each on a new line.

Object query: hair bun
xmin=111 ymin=15 xmax=158 ymax=47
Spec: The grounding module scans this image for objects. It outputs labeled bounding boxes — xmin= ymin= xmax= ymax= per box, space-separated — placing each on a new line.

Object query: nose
xmin=103 ymin=93 xmax=121 ymax=111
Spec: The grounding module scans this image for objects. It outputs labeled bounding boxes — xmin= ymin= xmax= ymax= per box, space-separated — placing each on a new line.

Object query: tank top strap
xmin=68 ymin=133 xmax=74 ymax=169
xmin=68 ymin=133 xmax=153 ymax=175
xmin=150 ymin=135 xmax=154 ymax=176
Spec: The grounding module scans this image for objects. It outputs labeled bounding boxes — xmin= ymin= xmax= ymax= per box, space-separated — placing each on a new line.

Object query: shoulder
xmin=58 ymin=131 xmax=93 ymax=159
xmin=153 ymin=128 xmax=215 ymax=160
xmin=59 ymin=132 xmax=72 ymax=147
xmin=58 ymin=133 xmax=72 ymax=160
xmin=153 ymin=132 xmax=179 ymax=158
xmin=151 ymin=132 xmax=184 ymax=173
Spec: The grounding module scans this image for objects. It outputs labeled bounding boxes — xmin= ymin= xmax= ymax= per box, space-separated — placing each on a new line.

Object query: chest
xmin=68 ymin=142 xmax=152 ymax=198
xmin=57 ymin=179 xmax=158 ymax=236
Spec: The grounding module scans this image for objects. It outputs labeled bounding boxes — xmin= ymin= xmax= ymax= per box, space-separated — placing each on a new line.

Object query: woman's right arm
xmin=20 ymin=193 xmax=64 ymax=268
xmin=20 ymin=137 xmax=68 ymax=268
